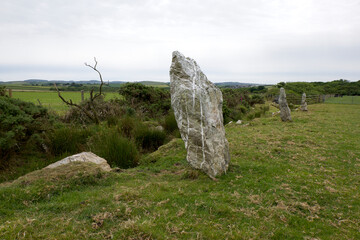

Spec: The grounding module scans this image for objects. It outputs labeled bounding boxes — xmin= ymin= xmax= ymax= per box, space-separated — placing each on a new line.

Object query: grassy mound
xmin=2 ymin=162 xmax=109 ymax=187
xmin=0 ymin=104 xmax=359 ymax=239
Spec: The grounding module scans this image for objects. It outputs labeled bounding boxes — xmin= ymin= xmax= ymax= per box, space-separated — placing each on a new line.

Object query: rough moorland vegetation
xmin=0 ymin=97 xmax=54 ymax=169
xmin=0 ymin=103 xmax=359 ymax=239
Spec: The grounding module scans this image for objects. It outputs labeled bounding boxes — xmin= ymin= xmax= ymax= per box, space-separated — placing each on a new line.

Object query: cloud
xmin=0 ymin=0 xmax=359 ymax=83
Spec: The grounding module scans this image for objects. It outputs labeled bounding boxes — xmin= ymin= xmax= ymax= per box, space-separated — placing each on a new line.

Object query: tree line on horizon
xmin=275 ymin=79 xmax=360 ymax=96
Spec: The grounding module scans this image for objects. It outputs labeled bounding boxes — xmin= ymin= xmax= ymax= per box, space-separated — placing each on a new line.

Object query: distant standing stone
xmin=300 ymin=93 xmax=308 ymax=111
xmin=170 ymin=51 xmax=230 ymax=178
xmin=279 ymin=88 xmax=292 ymax=121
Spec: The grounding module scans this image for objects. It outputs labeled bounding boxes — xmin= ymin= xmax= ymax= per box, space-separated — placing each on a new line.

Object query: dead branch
xmin=54 ymin=57 xmax=106 ymax=124
xmin=85 ymin=57 xmax=104 ymax=101
xmin=54 ymin=82 xmax=98 ymax=123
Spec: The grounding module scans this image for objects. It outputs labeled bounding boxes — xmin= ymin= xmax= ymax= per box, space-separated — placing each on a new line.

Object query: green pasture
xmin=1 ymin=83 xmax=51 ymax=91
xmin=325 ymin=95 xmax=360 ymax=104
xmin=12 ymin=91 xmax=120 ymax=114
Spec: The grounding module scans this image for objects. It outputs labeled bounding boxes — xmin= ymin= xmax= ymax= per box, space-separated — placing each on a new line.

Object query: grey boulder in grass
xmin=169 ymin=51 xmax=230 ymax=178
xmin=279 ymin=87 xmax=292 ymax=122
xmin=45 ymin=152 xmax=112 ymax=172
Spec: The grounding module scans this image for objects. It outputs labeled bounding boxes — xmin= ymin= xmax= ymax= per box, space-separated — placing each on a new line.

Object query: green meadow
xmin=0 ymin=103 xmax=359 ymax=239
xmin=325 ymin=96 xmax=360 ymax=104
xmin=12 ymin=91 xmax=120 ymax=114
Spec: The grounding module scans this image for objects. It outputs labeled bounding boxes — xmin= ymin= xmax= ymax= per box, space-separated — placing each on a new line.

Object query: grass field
xmin=325 ymin=96 xmax=360 ymax=104
xmin=0 ymin=82 xmax=52 ymax=91
xmin=12 ymin=91 xmax=120 ymax=114
xmin=0 ymin=103 xmax=359 ymax=239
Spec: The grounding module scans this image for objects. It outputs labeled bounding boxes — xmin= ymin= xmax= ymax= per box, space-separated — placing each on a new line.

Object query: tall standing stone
xmin=170 ymin=51 xmax=230 ymax=178
xmin=300 ymin=93 xmax=308 ymax=111
xmin=279 ymin=87 xmax=292 ymax=121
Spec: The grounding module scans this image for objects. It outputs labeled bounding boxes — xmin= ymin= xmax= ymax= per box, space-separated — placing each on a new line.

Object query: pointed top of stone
xmin=172 ymin=50 xmax=183 ymax=58
xmin=280 ymin=87 xmax=286 ymax=96
xmin=170 ymin=51 xmax=200 ymax=80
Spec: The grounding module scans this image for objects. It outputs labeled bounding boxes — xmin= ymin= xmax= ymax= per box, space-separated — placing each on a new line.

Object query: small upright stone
xmin=300 ymin=93 xmax=308 ymax=111
xmin=170 ymin=51 xmax=230 ymax=178
xmin=279 ymin=88 xmax=292 ymax=121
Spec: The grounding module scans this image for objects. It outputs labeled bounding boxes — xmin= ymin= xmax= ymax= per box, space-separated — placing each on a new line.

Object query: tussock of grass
xmin=0 ymin=104 xmax=359 ymax=239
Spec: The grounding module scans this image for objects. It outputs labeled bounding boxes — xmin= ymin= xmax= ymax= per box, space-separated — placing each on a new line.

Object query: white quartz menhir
xmin=170 ymin=51 xmax=230 ymax=178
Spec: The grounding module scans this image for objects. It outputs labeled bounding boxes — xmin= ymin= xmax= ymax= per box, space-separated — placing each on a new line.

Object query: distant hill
xmin=214 ymin=82 xmax=262 ymax=88
xmin=1 ymin=79 xmax=266 ymax=89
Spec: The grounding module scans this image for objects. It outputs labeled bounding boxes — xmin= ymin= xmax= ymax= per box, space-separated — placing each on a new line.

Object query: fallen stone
xmin=170 ymin=51 xmax=230 ymax=178
xmin=45 ymin=152 xmax=112 ymax=172
xmin=236 ymin=120 xmax=242 ymax=125
xmin=300 ymin=93 xmax=308 ymax=111
xmin=279 ymin=88 xmax=292 ymax=122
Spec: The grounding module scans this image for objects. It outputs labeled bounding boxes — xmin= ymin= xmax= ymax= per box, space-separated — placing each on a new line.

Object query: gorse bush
xmin=91 ymin=129 xmax=138 ymax=168
xmin=221 ymin=88 xmax=253 ymax=123
xmin=0 ymin=86 xmax=6 ymax=96
xmin=46 ymin=125 xmax=92 ymax=156
xmin=249 ymin=94 xmax=265 ymax=105
xmin=0 ymin=96 xmax=52 ymax=167
xmin=118 ymin=83 xmax=171 ymax=118
xmin=63 ymin=97 xmax=125 ymax=124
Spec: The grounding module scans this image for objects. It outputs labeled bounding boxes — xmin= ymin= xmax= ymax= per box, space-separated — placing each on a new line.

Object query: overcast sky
xmin=1 ymin=0 xmax=359 ymax=84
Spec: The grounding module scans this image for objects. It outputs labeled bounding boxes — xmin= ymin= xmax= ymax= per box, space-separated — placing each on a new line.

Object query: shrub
xmin=221 ymin=89 xmax=252 ymax=123
xmin=163 ymin=111 xmax=178 ymax=133
xmin=260 ymin=105 xmax=270 ymax=115
xmin=118 ymin=83 xmax=171 ymax=118
xmin=134 ymin=126 xmax=166 ymax=152
xmin=106 ymin=115 xmax=119 ymax=127
xmin=249 ymin=94 xmax=265 ymax=106
xmin=119 ymin=116 xmax=137 ymax=138
xmin=0 ymin=86 xmax=6 ymax=96
xmin=63 ymin=97 xmax=125 ymax=124
xmin=126 ymin=107 xmax=136 ymax=116
xmin=246 ymin=113 xmax=255 ymax=121
xmin=0 ymin=96 xmax=52 ymax=167
xmin=255 ymin=111 xmax=262 ymax=118
xmin=46 ymin=125 xmax=92 ymax=156
xmin=222 ymin=101 xmax=232 ymax=124
xmin=91 ymin=130 xmax=138 ymax=168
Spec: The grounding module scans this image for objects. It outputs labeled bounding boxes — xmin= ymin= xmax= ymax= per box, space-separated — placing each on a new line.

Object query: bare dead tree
xmin=54 ymin=57 xmax=105 ymax=124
